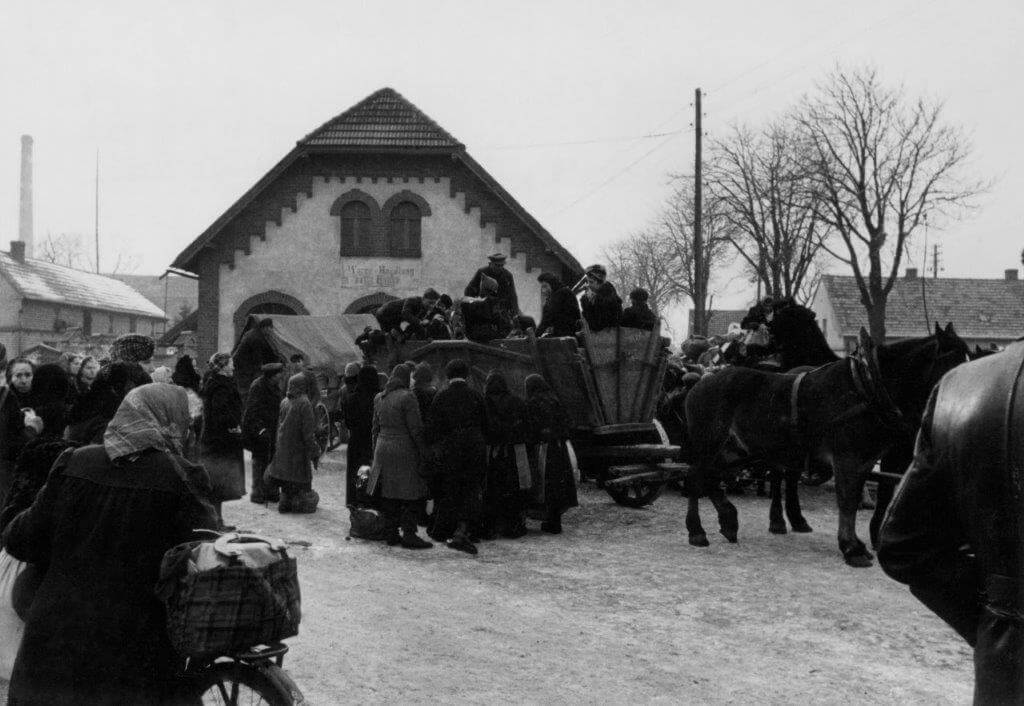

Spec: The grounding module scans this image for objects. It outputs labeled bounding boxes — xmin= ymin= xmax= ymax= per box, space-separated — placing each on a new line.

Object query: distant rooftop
xmin=0 ymin=250 xmax=165 ymax=319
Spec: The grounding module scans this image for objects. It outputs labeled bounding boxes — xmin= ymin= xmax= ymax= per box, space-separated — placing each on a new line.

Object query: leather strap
xmin=789 ymin=372 xmax=807 ymax=434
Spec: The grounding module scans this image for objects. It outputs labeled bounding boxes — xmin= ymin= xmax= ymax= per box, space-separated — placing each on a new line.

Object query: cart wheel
xmin=314 ymin=403 xmax=330 ymax=457
xmin=605 ymin=480 xmax=666 ymax=508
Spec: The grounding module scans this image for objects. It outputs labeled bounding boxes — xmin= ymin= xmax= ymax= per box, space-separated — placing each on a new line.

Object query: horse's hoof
xmin=720 ymin=529 xmax=738 ymax=543
xmin=791 ymin=521 xmax=813 ymax=533
xmin=844 ymin=553 xmax=873 ymax=568
xmin=689 ymin=533 xmax=710 ymax=547
xmin=769 ymin=523 xmax=788 ymax=535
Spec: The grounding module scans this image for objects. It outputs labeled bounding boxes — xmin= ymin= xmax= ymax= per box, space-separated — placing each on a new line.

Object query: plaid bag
xmin=157 ymin=533 xmax=301 ymax=658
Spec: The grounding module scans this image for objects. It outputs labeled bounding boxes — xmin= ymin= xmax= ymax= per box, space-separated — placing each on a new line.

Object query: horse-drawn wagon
xmin=371 ymin=322 xmax=686 ymax=507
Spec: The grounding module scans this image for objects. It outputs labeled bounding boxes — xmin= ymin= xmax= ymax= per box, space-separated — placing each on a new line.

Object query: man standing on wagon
xmin=465 ymin=253 xmax=520 ymax=318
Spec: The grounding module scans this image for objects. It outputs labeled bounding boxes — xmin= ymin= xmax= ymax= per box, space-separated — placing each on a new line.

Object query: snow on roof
xmin=0 ymin=251 xmax=166 ymax=319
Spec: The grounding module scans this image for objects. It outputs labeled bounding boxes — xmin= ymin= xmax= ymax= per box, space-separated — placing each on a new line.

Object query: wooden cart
xmin=370 ymin=322 xmax=686 ymax=507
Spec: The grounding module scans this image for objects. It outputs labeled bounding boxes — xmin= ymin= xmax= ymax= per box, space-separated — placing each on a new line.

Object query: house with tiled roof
xmin=0 ymin=241 xmax=166 ymax=356
xmin=688 ymin=309 xmax=749 ymax=338
xmin=171 ymin=87 xmax=584 ymax=361
xmin=811 ymin=268 xmax=1024 ymax=353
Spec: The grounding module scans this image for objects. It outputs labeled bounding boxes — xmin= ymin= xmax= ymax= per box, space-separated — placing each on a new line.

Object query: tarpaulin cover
xmin=241 ymin=313 xmax=377 ymax=378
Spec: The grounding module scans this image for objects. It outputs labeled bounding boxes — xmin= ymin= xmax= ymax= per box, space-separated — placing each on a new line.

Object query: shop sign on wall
xmin=339 ymin=262 xmax=418 ymax=288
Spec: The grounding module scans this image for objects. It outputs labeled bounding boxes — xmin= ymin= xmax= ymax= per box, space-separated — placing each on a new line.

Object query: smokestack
xmin=18 ymin=135 xmax=33 ymax=258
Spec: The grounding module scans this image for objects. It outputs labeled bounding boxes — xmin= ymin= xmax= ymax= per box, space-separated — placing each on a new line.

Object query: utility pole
xmin=932 ymin=244 xmax=941 ymax=279
xmin=94 ymin=149 xmax=100 ymax=273
xmin=693 ymin=88 xmax=705 ymax=336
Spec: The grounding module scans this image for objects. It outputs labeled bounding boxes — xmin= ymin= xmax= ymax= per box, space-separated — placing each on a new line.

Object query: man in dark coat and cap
xmin=620 ymin=288 xmax=658 ymax=331
xmin=375 ymin=291 xmax=434 ymax=341
xmin=232 ymin=318 xmax=280 ymax=403
xmin=879 ymin=340 xmax=1024 ymax=703
xmin=465 ymin=253 xmax=520 ymax=317
xmin=242 ymin=362 xmax=284 ymax=503
xmin=537 ymin=272 xmax=581 ymax=338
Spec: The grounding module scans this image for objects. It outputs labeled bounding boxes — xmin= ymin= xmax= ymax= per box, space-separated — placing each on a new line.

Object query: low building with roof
xmin=0 ymin=241 xmax=166 ymax=356
xmin=170 ymin=87 xmax=584 ymax=362
xmin=811 ymin=268 xmax=1024 ymax=353
xmin=688 ymin=309 xmax=749 ymax=338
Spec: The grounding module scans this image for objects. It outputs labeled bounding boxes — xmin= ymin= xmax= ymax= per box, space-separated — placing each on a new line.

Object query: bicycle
xmin=185 ymin=641 xmax=304 ymax=705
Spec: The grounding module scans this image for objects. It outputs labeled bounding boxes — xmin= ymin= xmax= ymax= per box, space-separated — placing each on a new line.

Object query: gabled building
xmin=0 ymin=241 xmax=166 ymax=356
xmin=811 ymin=269 xmax=1024 ymax=353
xmin=170 ymin=87 xmax=583 ymax=362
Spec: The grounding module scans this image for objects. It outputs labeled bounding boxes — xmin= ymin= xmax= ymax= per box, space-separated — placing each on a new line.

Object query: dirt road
xmin=0 ymin=450 xmax=973 ymax=704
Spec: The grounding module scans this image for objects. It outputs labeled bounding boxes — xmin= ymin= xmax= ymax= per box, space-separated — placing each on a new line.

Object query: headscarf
xmin=286 ymin=373 xmax=308 ymax=399
xmin=171 ymin=355 xmax=201 ymax=391
xmin=76 ymin=356 xmax=98 ymax=390
xmin=208 ymin=352 xmax=232 ymax=375
xmin=103 ymin=383 xmax=191 ymax=461
xmin=383 ymin=364 xmax=411 ymax=396
xmin=412 ymin=362 xmax=434 ymax=388
xmin=151 ymin=366 xmax=173 ymax=384
xmin=110 ymin=334 xmax=155 ymax=364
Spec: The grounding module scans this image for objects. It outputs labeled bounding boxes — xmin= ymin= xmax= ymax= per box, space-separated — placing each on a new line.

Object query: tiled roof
xmin=299 ymin=88 xmax=462 ymax=149
xmin=689 ymin=309 xmax=749 ymax=337
xmin=108 ymin=274 xmax=197 ymax=313
xmin=0 ymin=251 xmax=166 ymax=319
xmin=821 ymin=274 xmax=1024 ymax=340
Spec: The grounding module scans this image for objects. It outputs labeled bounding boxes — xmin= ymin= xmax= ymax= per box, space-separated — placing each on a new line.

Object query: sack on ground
xmin=348 ymin=505 xmax=389 ymax=540
xmin=156 ymin=533 xmax=301 ymax=658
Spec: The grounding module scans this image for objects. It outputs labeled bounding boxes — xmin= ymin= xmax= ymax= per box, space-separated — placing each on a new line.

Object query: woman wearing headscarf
xmin=1 ymin=383 xmax=218 ymax=705
xmin=199 ymin=352 xmax=245 ymax=527
xmin=74 ymin=355 xmax=100 ymax=394
xmin=66 ymin=362 xmax=152 ymax=445
xmin=1 ymin=359 xmax=43 ymax=503
xmin=171 ymin=355 xmax=201 ymax=393
xmin=368 ymin=365 xmax=431 ymax=549
xmin=524 ymin=374 xmax=578 ymax=534
xmin=343 ymin=365 xmax=380 ymax=508
xmin=269 ymin=373 xmax=321 ymax=513
xmin=481 ymin=371 xmax=529 ymax=539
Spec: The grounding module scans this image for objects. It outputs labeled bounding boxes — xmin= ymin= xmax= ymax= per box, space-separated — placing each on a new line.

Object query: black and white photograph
xmin=0 ymin=1 xmax=1020 ymax=703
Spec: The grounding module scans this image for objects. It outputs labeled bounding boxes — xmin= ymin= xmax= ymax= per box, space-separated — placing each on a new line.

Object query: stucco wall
xmin=216 ymin=176 xmax=544 ymax=351
xmin=809 ymin=286 xmax=844 ymax=354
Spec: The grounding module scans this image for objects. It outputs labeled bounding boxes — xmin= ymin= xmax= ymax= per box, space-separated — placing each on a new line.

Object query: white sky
xmin=0 ymin=0 xmax=1021 ymax=312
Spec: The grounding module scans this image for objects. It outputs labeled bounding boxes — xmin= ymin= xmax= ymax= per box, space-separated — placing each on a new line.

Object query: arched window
xmin=388 ymin=201 xmax=422 ymax=258
xmin=339 ymin=201 xmax=375 ymax=256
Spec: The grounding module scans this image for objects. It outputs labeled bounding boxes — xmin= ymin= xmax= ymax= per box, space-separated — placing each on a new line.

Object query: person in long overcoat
xmin=481 ymin=371 xmax=528 ymax=539
xmin=269 ymin=373 xmax=320 ymax=513
xmin=537 ymin=273 xmax=581 ymax=338
xmin=242 ymin=362 xmax=285 ymax=504
xmin=878 ymin=341 xmax=1024 ymax=703
xmin=524 ymin=374 xmax=578 ymax=534
xmin=199 ymin=353 xmax=245 ymax=526
xmin=464 ymin=253 xmax=520 ymax=317
xmin=581 ymin=281 xmax=623 ymax=333
xmin=1 ymin=359 xmax=42 ymax=504
xmin=369 ymin=365 xmax=431 ymax=549
xmin=426 ymin=359 xmax=487 ymax=554
xmin=232 ymin=318 xmax=280 ymax=404
xmin=343 ymin=366 xmax=379 ymax=508
xmin=1 ymin=383 xmax=218 ymax=705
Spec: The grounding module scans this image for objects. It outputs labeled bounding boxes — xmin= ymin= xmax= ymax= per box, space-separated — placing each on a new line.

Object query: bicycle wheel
xmin=191 ymin=662 xmax=292 ymax=706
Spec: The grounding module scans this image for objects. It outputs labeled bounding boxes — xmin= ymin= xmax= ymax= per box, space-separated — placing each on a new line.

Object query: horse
xmin=681 ymin=324 xmax=970 ymax=567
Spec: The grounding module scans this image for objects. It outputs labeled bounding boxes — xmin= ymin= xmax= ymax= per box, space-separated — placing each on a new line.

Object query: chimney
xmin=1006 ymin=269 xmax=1019 ymax=281
xmin=905 ymin=268 xmax=918 ymax=279
xmin=18 ymin=135 xmax=33 ymax=258
xmin=10 ymin=241 xmax=25 ymax=263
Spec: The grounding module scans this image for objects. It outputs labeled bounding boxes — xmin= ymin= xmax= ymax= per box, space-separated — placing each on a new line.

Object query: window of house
xmin=82 ymin=310 xmax=93 ymax=337
xmin=339 ymin=201 xmax=376 ymax=256
xmin=388 ymin=201 xmax=422 ymax=258
xmin=129 ymin=316 xmax=138 ymax=333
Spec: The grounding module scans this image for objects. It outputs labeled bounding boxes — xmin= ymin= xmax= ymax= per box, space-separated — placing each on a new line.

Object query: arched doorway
xmin=233 ymin=290 xmax=309 ymax=340
xmin=344 ymin=291 xmax=397 ymax=315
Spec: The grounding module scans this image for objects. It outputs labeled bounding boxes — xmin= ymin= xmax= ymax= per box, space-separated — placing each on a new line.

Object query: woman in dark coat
xmin=620 ymin=288 xmax=658 ymax=331
xmin=241 ymin=363 xmax=284 ymax=504
xmin=1 ymin=383 xmax=218 ymax=705
xmin=537 ymin=273 xmax=581 ymax=338
xmin=481 ymin=371 xmax=528 ymax=539
xmin=199 ymin=352 xmax=245 ymax=526
xmin=343 ymin=366 xmax=379 ymax=508
xmin=74 ymin=356 xmax=100 ymax=395
xmin=369 ymin=365 xmax=431 ymax=548
xmin=66 ymin=362 xmax=152 ymax=445
xmin=581 ymin=281 xmax=623 ymax=333
xmin=171 ymin=355 xmax=201 ymax=393
xmin=269 ymin=374 xmax=320 ymax=514
xmin=1 ymin=359 xmax=42 ymax=504
xmin=524 ymin=374 xmax=578 ymax=534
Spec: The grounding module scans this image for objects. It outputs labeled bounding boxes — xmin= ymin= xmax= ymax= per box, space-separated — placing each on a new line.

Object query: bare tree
xmin=37 ymin=232 xmax=139 ymax=274
xmin=710 ymin=123 xmax=830 ymax=304
xmin=602 ymin=230 xmax=682 ymax=315
xmin=797 ymin=66 xmax=985 ymax=339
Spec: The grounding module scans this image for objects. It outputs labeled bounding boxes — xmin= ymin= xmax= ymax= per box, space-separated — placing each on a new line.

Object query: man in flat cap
xmin=242 ymin=361 xmax=285 ymax=503
xmin=464 ymin=253 xmax=520 ymax=320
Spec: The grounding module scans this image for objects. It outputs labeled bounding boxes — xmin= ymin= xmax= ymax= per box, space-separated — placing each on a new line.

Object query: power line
xmin=477 ymin=129 xmax=684 ymax=151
